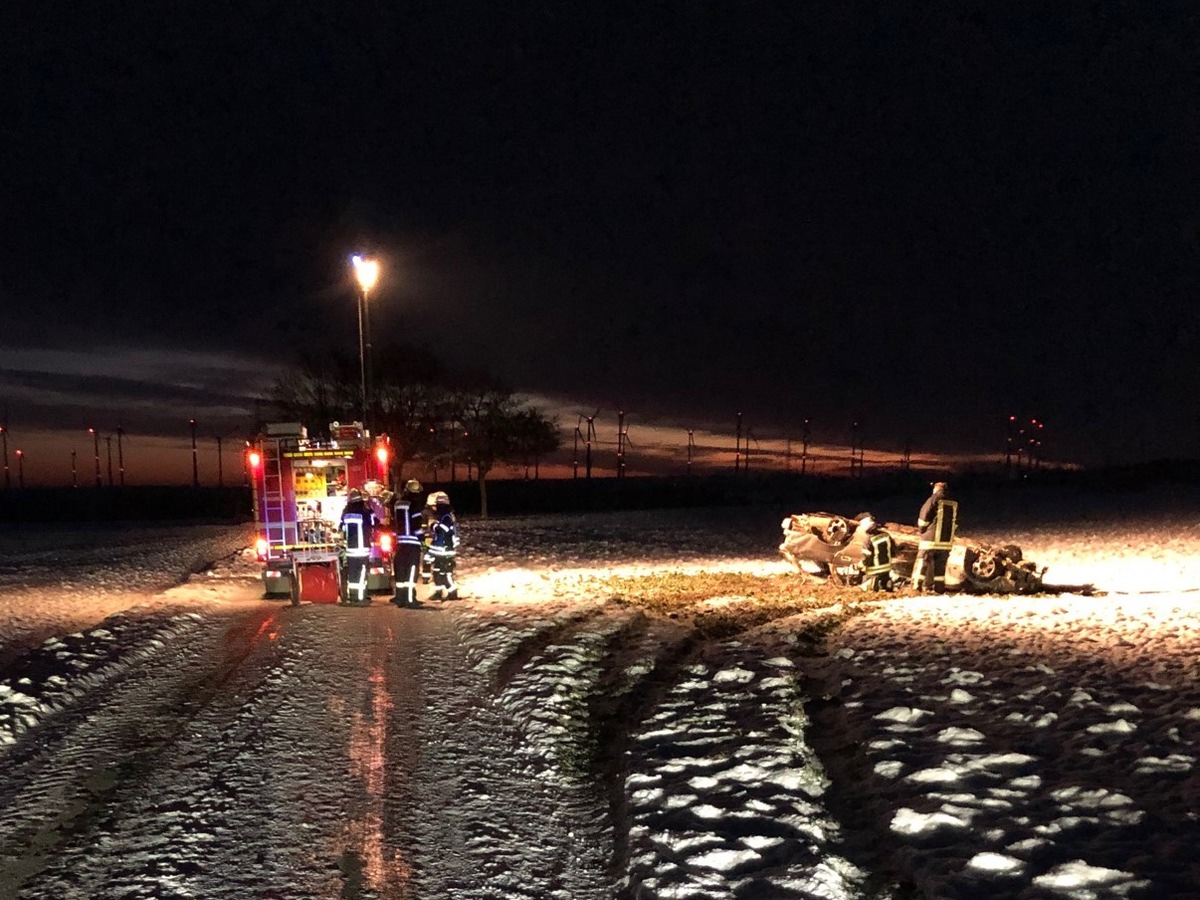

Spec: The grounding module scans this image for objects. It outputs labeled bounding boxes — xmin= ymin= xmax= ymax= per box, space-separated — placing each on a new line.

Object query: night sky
xmin=2 ymin=3 xmax=1198 ymax=483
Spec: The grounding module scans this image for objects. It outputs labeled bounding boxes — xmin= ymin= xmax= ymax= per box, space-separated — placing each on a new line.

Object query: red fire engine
xmin=246 ymin=421 xmax=395 ymax=604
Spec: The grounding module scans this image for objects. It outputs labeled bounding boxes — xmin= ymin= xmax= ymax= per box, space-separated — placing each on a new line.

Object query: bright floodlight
xmin=352 ymin=255 xmax=380 ymax=293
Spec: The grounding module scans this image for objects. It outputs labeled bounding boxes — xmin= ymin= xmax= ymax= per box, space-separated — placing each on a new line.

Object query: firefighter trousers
xmin=429 ymin=548 xmax=458 ymax=600
xmin=392 ymin=537 xmax=423 ymax=606
xmin=343 ymin=553 xmax=371 ymax=605
xmin=913 ymin=549 xmax=949 ymax=592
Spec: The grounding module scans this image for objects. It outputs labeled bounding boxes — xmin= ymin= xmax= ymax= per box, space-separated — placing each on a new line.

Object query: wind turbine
xmin=616 ymin=410 xmax=632 ymax=478
xmin=575 ymin=410 xmax=598 ymax=480
xmin=745 ymin=427 xmax=761 ymax=475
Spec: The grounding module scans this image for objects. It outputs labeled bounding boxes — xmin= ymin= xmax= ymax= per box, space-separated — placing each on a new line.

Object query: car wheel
xmin=821 ymin=517 xmax=849 ymax=545
xmin=963 ymin=547 xmax=1008 ymax=592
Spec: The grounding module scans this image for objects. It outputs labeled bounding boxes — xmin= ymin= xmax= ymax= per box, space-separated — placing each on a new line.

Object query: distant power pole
xmin=1005 ymin=415 xmax=1017 ymax=472
xmin=216 ymin=435 xmax=224 ymax=487
xmin=745 ymin=428 xmax=760 ymax=475
xmin=90 ymin=427 xmax=101 ymax=487
xmin=800 ymin=418 xmax=811 ymax=475
xmin=15 ymin=449 xmax=24 ymax=489
xmin=573 ymin=419 xmax=581 ymax=479
xmin=117 ymin=426 xmax=126 ymax=486
xmin=0 ymin=419 xmax=9 ymax=490
xmin=71 ymin=450 xmax=78 ymax=488
xmin=686 ymin=429 xmax=695 ymax=476
xmin=106 ymin=436 xmax=114 ymax=486
xmin=849 ymin=420 xmax=864 ymax=477
xmin=734 ymin=412 xmax=743 ymax=474
xmin=190 ymin=419 xmax=199 ymax=487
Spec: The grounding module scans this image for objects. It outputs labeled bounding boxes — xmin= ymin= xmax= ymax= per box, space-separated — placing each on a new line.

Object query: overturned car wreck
xmin=779 ymin=511 xmax=1048 ymax=594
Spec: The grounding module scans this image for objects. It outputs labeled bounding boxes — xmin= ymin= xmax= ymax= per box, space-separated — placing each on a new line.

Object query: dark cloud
xmin=0 ymin=350 xmax=268 ymax=437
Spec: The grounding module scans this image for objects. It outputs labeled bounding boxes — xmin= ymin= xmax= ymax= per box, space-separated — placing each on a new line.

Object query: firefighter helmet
xmin=433 ymin=491 xmax=450 ymax=505
xmin=348 ymin=488 xmax=362 ymax=501
xmin=405 ymin=478 xmax=422 ymax=494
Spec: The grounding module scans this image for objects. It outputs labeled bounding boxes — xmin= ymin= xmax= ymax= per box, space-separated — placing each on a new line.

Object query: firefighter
xmin=398 ymin=478 xmax=425 ymax=515
xmin=853 ymin=512 xmax=895 ymax=591
xmin=398 ymin=479 xmax=436 ymax=585
xmin=340 ymin=488 xmax=377 ymax=605
xmin=391 ymin=490 xmax=425 ymax=607
xmin=830 ymin=512 xmax=893 ymax=589
xmin=419 ymin=491 xmax=438 ymax=584
xmin=912 ymin=481 xmax=958 ymax=593
xmin=362 ymin=479 xmax=390 ymax=522
xmin=426 ymin=491 xmax=459 ymax=601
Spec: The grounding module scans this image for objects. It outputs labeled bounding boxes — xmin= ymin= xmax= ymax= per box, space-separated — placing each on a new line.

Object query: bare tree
xmin=271 ymin=350 xmax=559 ymax=515
xmin=515 ymin=407 xmax=561 ymax=479
xmin=269 ymin=353 xmax=359 ymax=440
xmin=449 ymin=376 xmax=560 ymax=518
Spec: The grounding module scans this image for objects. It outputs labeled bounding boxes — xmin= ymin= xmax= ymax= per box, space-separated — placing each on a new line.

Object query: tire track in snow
xmin=0 ymin=602 xmax=280 ymax=897
xmin=404 ymin=605 xmax=615 ymax=899
xmin=618 ymin=640 xmax=887 ymax=900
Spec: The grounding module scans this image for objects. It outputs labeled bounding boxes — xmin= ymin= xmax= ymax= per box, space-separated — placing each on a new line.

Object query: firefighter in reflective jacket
xmin=398 ymin=479 xmax=432 ymax=584
xmin=913 ymin=482 xmax=957 ymax=593
xmin=426 ymin=491 xmax=459 ymax=601
xmin=830 ymin=512 xmax=894 ymax=590
xmin=854 ymin=513 xmax=895 ymax=591
xmin=340 ymin=488 xmax=377 ymax=605
xmin=391 ymin=491 xmax=425 ymax=607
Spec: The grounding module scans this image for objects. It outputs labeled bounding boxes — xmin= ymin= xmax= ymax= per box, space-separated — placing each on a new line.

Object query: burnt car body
xmin=779 ymin=511 xmax=1047 ymax=594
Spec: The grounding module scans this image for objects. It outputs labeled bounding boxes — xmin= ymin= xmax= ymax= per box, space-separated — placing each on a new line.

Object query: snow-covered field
xmin=0 ymin=487 xmax=1198 ymax=898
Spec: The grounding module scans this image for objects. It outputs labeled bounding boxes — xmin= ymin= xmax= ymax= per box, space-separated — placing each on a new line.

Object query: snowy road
xmin=1 ymin=495 xmax=1199 ymax=899
xmin=0 ymin=600 xmax=619 ymax=899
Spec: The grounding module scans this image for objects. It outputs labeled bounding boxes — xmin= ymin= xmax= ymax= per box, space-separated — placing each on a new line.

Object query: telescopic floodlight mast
xmin=352 ymin=254 xmax=381 ymax=434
